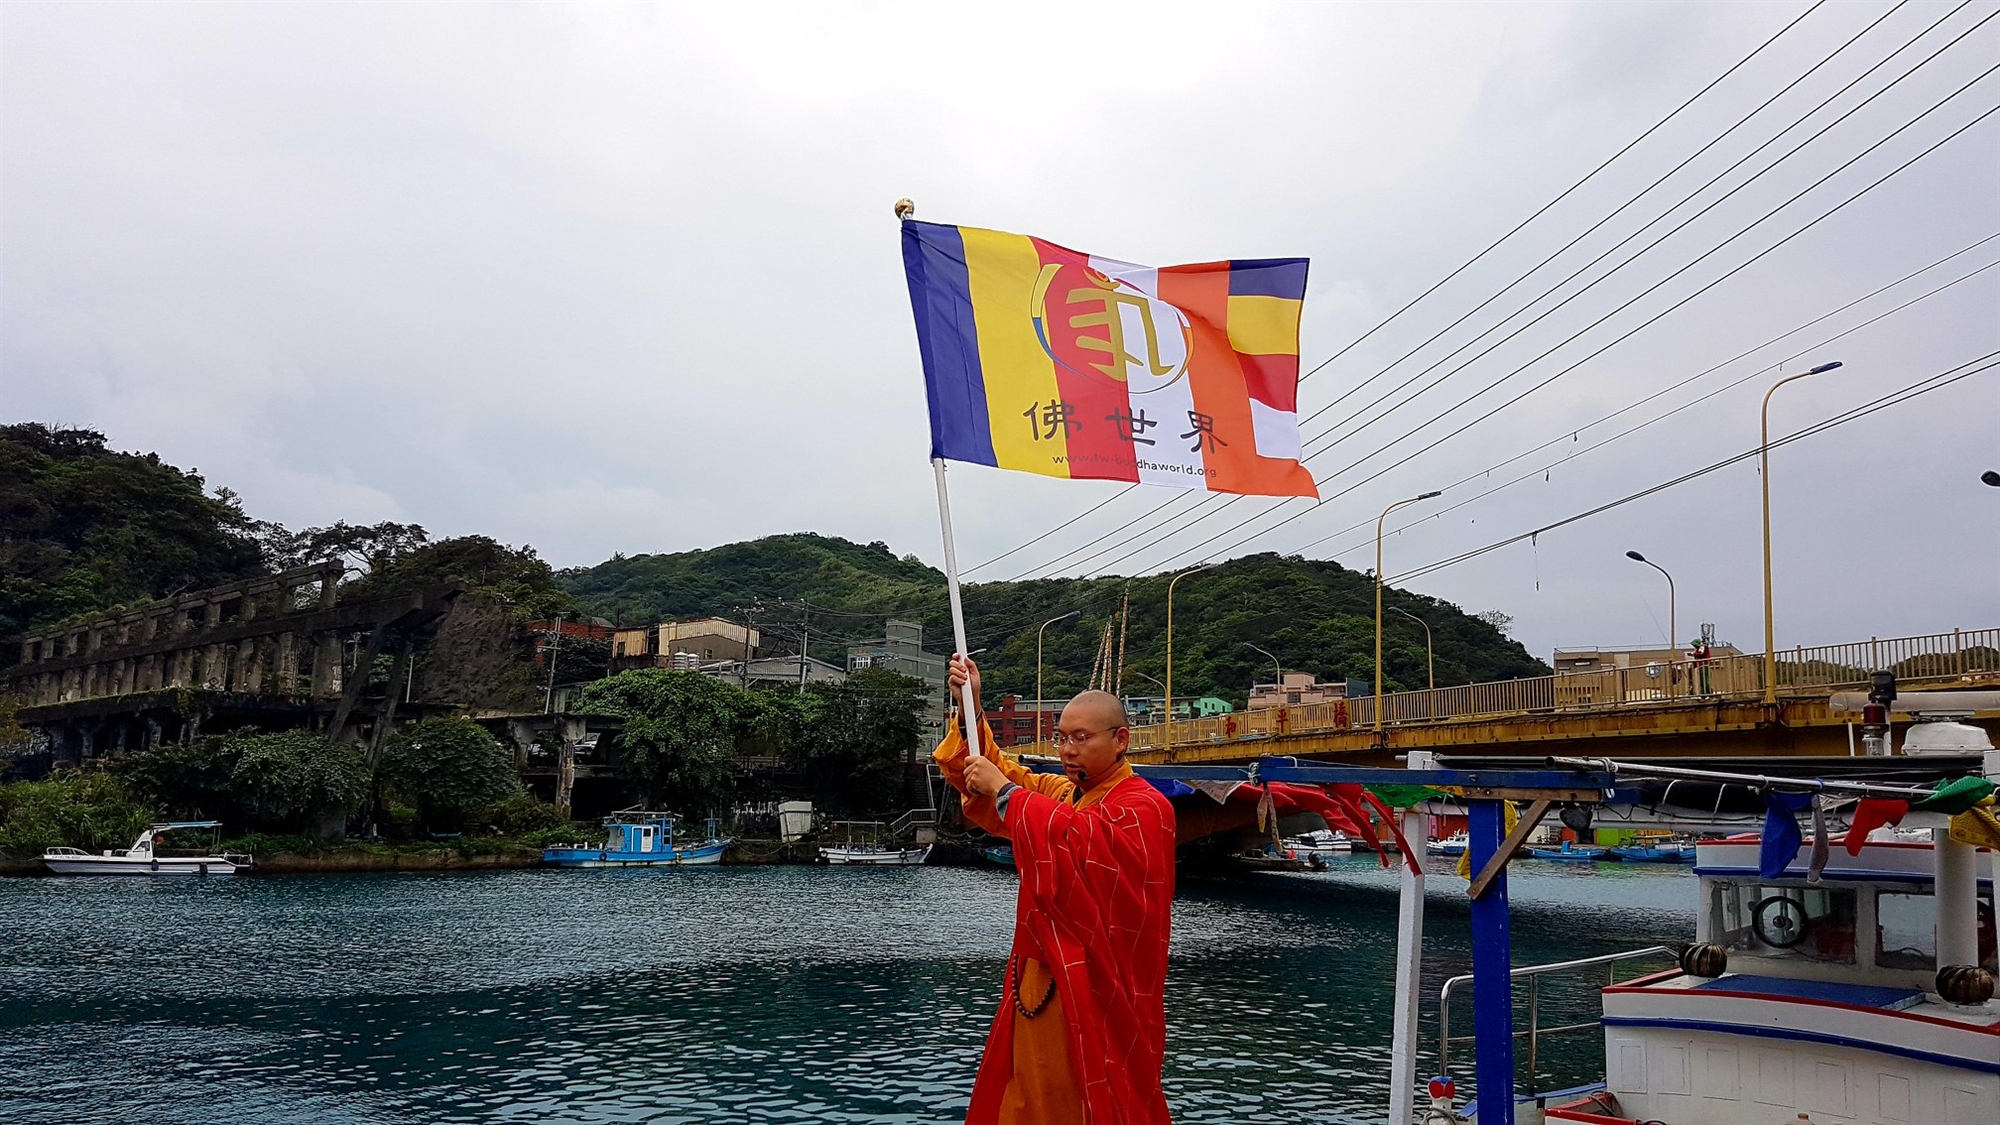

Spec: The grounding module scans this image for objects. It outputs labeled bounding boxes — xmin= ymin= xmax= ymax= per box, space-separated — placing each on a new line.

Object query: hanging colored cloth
xmin=1806 ymin=795 xmax=1830 ymax=885
xmin=1365 ymin=784 xmax=1452 ymax=809
xmin=1760 ymin=791 xmax=1813 ymax=879
xmin=1949 ymin=806 xmax=2000 ymax=850
xmin=1909 ymin=776 xmax=1997 ymax=815
xmin=1843 ymin=798 xmax=1910 ymax=855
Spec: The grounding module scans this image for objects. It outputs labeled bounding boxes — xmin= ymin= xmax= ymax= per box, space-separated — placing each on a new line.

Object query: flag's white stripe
xmin=1088 ymin=257 xmax=1206 ymax=492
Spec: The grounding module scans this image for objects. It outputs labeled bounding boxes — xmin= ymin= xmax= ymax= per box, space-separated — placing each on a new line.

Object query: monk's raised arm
xmin=933 ymin=716 xmax=1073 ymax=836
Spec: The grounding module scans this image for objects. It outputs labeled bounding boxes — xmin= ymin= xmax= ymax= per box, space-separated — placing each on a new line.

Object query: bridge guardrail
xmin=1096 ymin=626 xmax=1999 ymax=753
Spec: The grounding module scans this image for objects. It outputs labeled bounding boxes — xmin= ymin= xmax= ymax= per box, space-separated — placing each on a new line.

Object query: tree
xmin=0 ymin=423 xmax=267 ymax=635
xmin=1475 ymin=610 xmax=1514 ymax=637
xmin=227 ymin=731 xmax=369 ymax=835
xmin=379 ymin=717 xmax=520 ymax=829
xmin=579 ymin=669 xmax=746 ymax=814
xmin=786 ymin=670 xmax=926 ymax=814
xmin=258 ymin=519 xmax=428 ymax=574
xmin=352 ymin=535 xmax=574 ymax=619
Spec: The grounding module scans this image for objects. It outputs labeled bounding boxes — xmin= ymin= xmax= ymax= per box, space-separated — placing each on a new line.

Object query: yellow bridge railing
xmin=1101 ymin=626 xmax=2000 ymax=753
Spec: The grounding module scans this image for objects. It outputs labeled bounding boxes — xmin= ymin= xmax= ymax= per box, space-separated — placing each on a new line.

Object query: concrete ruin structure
xmin=2 ymin=563 xmax=461 ymax=761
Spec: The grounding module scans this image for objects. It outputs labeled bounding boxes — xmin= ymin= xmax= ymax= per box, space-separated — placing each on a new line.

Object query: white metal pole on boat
xmin=932 ymin=457 xmax=984 ymax=756
xmin=1935 ymin=823 xmax=1980 ymax=968
xmin=1386 ymin=753 xmax=1432 ymax=1125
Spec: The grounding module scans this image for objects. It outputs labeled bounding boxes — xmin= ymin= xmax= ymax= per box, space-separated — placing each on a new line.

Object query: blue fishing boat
xmin=981 ymin=845 xmax=1015 ymax=867
xmin=1607 ymin=841 xmax=1695 ymax=863
xmin=542 ymin=811 xmax=731 ymax=867
xmin=1526 ymin=840 xmax=1606 ymax=861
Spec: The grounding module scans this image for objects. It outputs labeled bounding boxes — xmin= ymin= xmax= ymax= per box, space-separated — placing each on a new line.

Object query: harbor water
xmin=0 ymin=858 xmax=1693 ymax=1124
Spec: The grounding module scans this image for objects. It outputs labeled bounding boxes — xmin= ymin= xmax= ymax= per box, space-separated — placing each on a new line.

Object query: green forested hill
xmin=0 ymin=424 xmax=267 ymax=636
xmin=559 ymin=533 xmax=1548 ymax=706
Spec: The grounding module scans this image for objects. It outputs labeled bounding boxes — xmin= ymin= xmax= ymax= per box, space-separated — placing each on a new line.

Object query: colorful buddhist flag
xmin=900 ymin=220 xmax=1317 ymax=498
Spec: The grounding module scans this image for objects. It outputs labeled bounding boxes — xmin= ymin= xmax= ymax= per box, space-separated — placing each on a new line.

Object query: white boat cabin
xmin=1592 ymin=828 xmax=1998 ymax=1125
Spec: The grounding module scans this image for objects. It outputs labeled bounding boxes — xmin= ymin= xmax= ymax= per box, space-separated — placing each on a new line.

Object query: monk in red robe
xmin=935 ymin=655 xmax=1176 ymax=1125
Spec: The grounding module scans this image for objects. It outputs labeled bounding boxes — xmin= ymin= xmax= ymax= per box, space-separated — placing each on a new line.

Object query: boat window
xmin=604 ymin=829 xmax=622 ymax=851
xmin=1876 ymin=891 xmax=1936 ymax=972
xmin=1711 ymin=881 xmax=1857 ymax=964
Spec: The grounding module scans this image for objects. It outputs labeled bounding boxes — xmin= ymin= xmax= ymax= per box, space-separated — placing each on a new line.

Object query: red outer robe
xmin=969 ymin=765 xmax=1177 ymax=1125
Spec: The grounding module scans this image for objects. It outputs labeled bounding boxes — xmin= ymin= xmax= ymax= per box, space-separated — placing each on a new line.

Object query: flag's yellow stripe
xmin=1225 ymin=295 xmax=1302 ymax=355
xmin=960 ymin=227 xmax=1069 ymax=477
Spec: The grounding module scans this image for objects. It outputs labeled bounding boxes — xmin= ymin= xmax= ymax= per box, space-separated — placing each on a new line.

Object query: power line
xmin=1294 ymin=245 xmax=2000 ymax=558
xmin=1001 ymin=7 xmax=1995 ymax=582
xmin=960 ymin=0 xmax=1830 ymax=579
xmin=1101 ymin=90 xmax=2000 ymax=577
xmin=1389 ymin=354 xmax=1998 ymax=584
xmin=1067 ymin=28 xmax=1999 ymax=578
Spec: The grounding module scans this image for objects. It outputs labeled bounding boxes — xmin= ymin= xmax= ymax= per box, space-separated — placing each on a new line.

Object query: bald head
xmin=1063 ymin=689 xmax=1130 ymax=729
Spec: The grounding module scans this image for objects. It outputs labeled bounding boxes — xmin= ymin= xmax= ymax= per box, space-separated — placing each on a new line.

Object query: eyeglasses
xmin=1051 ymin=726 xmax=1124 ymax=748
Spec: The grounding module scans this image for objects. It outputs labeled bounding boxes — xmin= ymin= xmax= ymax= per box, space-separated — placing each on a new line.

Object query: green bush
xmin=483 ymin=792 xmax=566 ymax=835
xmin=379 ymin=717 xmax=519 ymax=830
xmin=521 ymin=824 xmax=597 ymax=850
xmin=0 ymin=771 xmax=155 ymax=858
xmin=228 ymin=731 xmax=369 ymax=835
xmin=114 ymin=736 xmax=241 ymax=820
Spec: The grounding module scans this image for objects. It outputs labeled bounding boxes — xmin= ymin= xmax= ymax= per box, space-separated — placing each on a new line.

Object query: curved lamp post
xmin=1761 ymin=361 xmax=1841 ymax=703
xmin=1387 ymin=607 xmax=1434 ymax=691
xmin=1241 ymin=641 xmax=1282 ymax=705
xmin=1625 ymin=550 xmax=1677 ymax=695
xmin=1164 ymin=562 xmax=1216 ymax=753
xmin=1375 ymin=492 xmax=1440 ymax=728
xmin=1035 ymin=610 xmax=1081 ymax=745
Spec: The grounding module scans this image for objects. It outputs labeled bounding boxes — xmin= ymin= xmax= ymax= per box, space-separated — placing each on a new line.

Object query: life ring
xmin=1752 ymin=895 xmax=1809 ymax=949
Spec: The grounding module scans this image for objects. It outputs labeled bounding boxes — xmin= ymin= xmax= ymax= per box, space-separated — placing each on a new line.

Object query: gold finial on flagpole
xmin=894 ymin=198 xmax=916 ymax=220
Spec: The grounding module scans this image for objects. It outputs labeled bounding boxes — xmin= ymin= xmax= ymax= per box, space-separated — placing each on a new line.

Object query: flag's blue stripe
xmin=1227 ymin=258 xmax=1310 ymax=300
xmin=902 ymin=221 xmax=997 ymax=466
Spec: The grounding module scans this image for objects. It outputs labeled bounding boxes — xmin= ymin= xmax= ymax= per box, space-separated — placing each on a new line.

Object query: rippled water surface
xmin=0 ymin=859 xmax=1694 ymax=1124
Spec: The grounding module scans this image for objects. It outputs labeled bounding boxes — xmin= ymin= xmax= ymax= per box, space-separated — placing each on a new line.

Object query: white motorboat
xmin=1426 ymin=831 xmax=1470 ymax=857
xmin=817 ymin=820 xmax=930 ymax=866
xmin=41 ymin=821 xmax=252 ymax=876
xmin=1285 ymin=829 xmax=1354 ymax=856
xmin=819 ymin=843 xmax=932 ymax=866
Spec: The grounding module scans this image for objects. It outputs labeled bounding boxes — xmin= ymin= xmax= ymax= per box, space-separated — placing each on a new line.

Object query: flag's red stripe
xmin=1032 ymin=238 xmax=1139 ymax=484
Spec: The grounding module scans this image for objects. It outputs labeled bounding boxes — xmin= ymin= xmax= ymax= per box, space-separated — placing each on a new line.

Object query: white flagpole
xmin=932 ymin=456 xmax=984 ymax=756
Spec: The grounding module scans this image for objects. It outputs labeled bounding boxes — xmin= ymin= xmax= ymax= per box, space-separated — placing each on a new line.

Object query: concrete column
xmin=313 ymin=635 xmax=344 ymax=697
xmin=238 ymin=638 xmax=263 ymax=693
xmin=319 ymin=573 xmax=339 ymax=609
xmin=276 ymin=632 xmax=297 ymax=694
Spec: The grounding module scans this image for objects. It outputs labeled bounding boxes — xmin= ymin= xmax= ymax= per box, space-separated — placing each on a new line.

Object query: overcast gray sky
xmin=4 ymin=0 xmax=1995 ymax=666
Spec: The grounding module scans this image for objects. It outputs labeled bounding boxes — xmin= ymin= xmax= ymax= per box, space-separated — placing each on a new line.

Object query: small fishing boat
xmin=1526 ymin=840 xmax=1607 ymax=861
xmin=818 ymin=821 xmax=930 ymax=866
xmin=1607 ymin=840 xmax=1695 ymax=863
xmin=1232 ymin=844 xmax=1313 ymax=872
xmin=1426 ymin=831 xmax=1470 ymax=857
xmin=41 ymin=821 xmax=252 ymax=876
xmin=980 ymin=845 xmax=1016 ymax=867
xmin=1285 ymin=829 xmax=1354 ymax=856
xmin=541 ymin=811 xmax=731 ymax=867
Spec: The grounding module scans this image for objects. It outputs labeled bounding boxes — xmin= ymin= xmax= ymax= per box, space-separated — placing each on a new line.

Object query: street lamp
xmin=1375 ymin=492 xmax=1440 ymax=728
xmin=1128 ymin=670 xmax=1164 ymax=726
xmin=1240 ymin=642 xmax=1282 ymax=705
xmin=1761 ymin=360 xmax=1842 ymax=704
xmin=1035 ymin=610 xmax=1081 ymax=745
xmin=1164 ymin=562 xmax=1216 ymax=753
xmin=1387 ymin=607 xmax=1434 ymax=691
xmin=1625 ymin=551 xmax=1677 ymax=695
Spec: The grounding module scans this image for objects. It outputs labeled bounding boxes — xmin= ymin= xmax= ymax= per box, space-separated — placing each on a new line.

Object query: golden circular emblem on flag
xmin=1029 ymin=262 xmax=1192 ymax=394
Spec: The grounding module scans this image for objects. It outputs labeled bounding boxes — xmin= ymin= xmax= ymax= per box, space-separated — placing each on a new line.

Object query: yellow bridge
xmin=1115 ymin=627 xmax=2000 ymax=766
